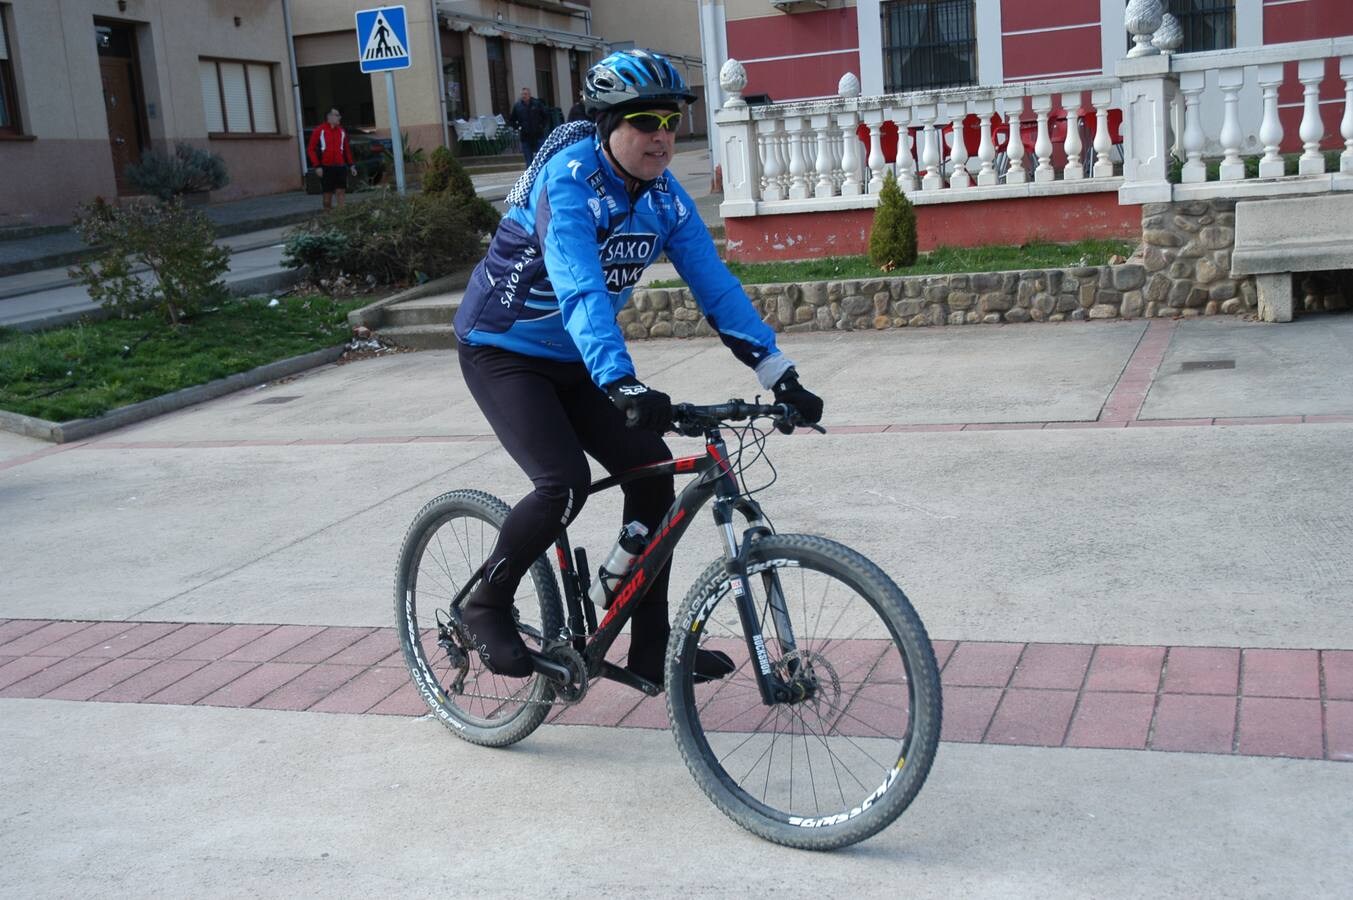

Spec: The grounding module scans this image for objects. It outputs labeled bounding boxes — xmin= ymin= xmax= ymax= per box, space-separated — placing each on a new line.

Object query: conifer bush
xmin=868 ymin=170 xmax=918 ymax=270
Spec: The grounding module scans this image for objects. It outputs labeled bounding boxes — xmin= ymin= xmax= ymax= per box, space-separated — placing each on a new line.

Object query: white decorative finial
xmin=1152 ymin=12 xmax=1183 ymax=54
xmin=837 ymin=72 xmax=860 ymax=99
xmin=1125 ymin=0 xmax=1165 ymax=58
xmin=720 ymin=59 xmax=747 ymax=108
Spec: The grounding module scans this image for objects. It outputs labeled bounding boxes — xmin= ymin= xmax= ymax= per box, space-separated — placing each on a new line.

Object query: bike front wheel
xmin=666 ymin=534 xmax=941 ymax=850
xmin=393 ymin=489 xmax=563 ymax=747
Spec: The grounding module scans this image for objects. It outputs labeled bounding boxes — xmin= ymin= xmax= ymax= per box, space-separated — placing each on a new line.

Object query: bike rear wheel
xmin=393 ymin=489 xmax=563 ymax=747
xmin=667 ymin=534 xmax=941 ymax=850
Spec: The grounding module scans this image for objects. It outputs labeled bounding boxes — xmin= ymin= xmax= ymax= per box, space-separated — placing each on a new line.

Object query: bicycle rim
xmin=396 ymin=491 xmax=558 ymax=737
xmin=668 ymin=535 xmax=941 ymax=849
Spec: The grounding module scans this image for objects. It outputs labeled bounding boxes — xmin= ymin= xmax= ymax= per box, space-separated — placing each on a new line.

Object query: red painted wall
xmin=727 ymin=7 xmax=859 ymax=101
xmin=724 ymin=194 xmax=1142 ymax=262
xmin=1000 ymin=0 xmax=1101 ymax=81
xmin=999 ymin=0 xmax=1100 ymax=33
xmin=1263 ymin=0 xmax=1353 ymax=43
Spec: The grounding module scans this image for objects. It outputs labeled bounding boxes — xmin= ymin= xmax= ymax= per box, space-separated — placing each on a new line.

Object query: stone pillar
xmin=1256 ymin=274 xmax=1294 ymax=323
xmin=463 ymin=33 xmax=493 ymax=119
xmin=508 ymin=39 xmax=537 ymax=100
xmin=1117 ymin=53 xmax=1176 ymax=205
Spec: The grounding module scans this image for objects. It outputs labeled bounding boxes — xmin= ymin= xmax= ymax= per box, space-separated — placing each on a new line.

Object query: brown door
xmin=100 ymin=58 xmax=141 ymax=192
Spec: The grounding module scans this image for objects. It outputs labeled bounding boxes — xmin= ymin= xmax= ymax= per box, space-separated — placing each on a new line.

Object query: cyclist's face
xmin=608 ymin=108 xmax=677 ymax=181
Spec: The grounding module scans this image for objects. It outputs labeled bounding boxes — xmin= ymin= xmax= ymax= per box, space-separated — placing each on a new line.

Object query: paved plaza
xmin=3 ymin=314 xmax=1352 ymax=896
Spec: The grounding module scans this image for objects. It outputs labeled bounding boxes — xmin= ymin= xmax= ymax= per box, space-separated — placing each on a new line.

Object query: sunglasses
xmin=623 ymin=110 xmax=683 ymax=133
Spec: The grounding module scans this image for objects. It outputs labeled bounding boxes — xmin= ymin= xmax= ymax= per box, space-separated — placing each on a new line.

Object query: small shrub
xmin=283 ymin=189 xmax=486 ymax=284
xmin=124 ymin=143 xmax=230 ymax=200
xmin=69 ymin=198 xmax=230 ymax=325
xmin=422 ymin=145 xmax=499 ymax=235
xmin=869 ymin=170 xmax=918 ymax=270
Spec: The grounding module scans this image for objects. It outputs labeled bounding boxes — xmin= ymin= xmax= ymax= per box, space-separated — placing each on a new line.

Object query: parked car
xmin=302 ymin=127 xmax=389 ymax=193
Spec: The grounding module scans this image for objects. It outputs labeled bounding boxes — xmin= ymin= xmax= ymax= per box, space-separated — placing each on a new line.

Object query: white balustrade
xmin=759 ymin=119 xmax=784 ymax=202
xmin=1343 ymin=56 xmax=1353 ymax=175
xmin=1178 ymin=71 xmax=1207 ymax=183
xmin=917 ymin=104 xmax=942 ymax=191
xmin=1092 ymin=87 xmax=1115 ymax=177
xmin=812 ymin=114 xmax=834 ymax=198
xmin=786 ymin=117 xmax=809 ymax=200
xmin=1257 ymin=63 xmax=1285 ymax=178
xmin=1032 ymin=94 xmax=1055 ymax=183
xmin=975 ymin=99 xmax=998 ymax=186
xmin=894 ymin=107 xmax=918 ymax=191
xmin=946 ymin=101 xmax=971 ymax=188
xmin=1006 ymin=107 xmax=1027 ymax=184
xmin=1217 ymin=67 xmax=1245 ymax=181
xmin=840 ymin=110 xmax=862 ymax=196
xmin=1062 ymin=94 xmax=1084 ymax=180
xmin=1298 ymin=58 xmax=1327 ymax=175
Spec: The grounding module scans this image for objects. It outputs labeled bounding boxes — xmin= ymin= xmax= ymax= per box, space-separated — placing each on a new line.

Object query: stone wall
xmin=620 ymin=198 xmax=1353 ymax=338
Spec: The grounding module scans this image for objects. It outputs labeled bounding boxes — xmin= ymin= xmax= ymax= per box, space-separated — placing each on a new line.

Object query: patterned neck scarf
xmin=505 ymin=120 xmax=596 ymax=208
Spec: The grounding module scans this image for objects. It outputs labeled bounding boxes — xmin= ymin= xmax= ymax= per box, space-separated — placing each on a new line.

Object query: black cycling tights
xmin=458 ymin=343 xmax=675 ymax=656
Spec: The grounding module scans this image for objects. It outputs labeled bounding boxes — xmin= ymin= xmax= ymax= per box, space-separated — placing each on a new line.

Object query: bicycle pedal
xmin=601 ymin=661 xmax=661 ymax=697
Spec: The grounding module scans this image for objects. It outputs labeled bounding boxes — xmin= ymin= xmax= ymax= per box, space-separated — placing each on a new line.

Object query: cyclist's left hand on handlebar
xmin=772 ymin=369 xmax=824 ymax=426
xmin=606 ymin=375 xmax=673 ymax=432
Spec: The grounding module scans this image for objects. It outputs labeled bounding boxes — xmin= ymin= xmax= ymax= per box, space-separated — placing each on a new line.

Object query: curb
xmin=346 ymin=268 xmax=472 ymax=328
xmin=0 ymin=344 xmax=346 ymax=444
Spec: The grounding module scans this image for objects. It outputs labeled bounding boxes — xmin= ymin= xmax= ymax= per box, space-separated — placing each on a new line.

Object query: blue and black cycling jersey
xmin=454 ymin=136 xmax=794 ymax=390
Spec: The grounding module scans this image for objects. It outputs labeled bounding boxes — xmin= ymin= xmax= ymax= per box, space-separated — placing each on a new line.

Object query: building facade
xmin=0 ymin=0 xmax=302 ymax=228
xmin=700 ymin=0 xmax=1353 ymax=105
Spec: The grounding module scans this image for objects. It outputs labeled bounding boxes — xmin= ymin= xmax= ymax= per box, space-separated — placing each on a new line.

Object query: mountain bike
xmin=394 ymin=401 xmax=942 ymax=850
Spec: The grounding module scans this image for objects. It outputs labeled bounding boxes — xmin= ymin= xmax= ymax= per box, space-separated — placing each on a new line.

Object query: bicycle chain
xmin=434 ymin=631 xmax=588 ymax=707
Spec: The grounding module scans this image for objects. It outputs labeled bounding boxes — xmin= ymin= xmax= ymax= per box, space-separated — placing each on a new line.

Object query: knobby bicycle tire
xmin=393 ymin=489 xmax=563 ymax=747
xmin=665 ymin=534 xmax=941 ymax=850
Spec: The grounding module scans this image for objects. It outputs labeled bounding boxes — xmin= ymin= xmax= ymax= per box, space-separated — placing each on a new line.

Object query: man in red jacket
xmin=307 ymin=108 xmax=358 ymax=210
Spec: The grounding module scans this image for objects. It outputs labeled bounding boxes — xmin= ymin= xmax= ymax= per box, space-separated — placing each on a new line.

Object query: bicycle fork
xmin=712 ymin=493 xmax=800 ymax=706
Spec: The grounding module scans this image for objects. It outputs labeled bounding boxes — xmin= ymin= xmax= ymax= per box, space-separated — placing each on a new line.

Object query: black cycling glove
xmin=772 ymin=369 xmax=824 ymax=425
xmin=605 ymin=375 xmax=673 ymax=432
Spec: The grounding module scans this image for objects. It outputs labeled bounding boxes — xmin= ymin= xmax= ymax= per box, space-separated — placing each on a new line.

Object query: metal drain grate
xmin=1180 ymin=360 xmax=1235 ymax=371
xmin=252 ymin=395 xmax=301 ymax=405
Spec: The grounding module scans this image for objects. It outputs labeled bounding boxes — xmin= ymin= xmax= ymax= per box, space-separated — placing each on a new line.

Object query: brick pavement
xmin=2 ymin=617 xmax=1348 ymax=763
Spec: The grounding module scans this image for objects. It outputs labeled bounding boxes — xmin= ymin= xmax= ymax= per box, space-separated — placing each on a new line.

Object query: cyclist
xmin=452 ymin=49 xmax=824 ymax=682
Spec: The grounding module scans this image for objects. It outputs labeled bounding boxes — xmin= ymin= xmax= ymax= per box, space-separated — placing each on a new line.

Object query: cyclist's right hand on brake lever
xmin=772 ymin=369 xmax=824 ymax=433
xmin=606 ymin=375 xmax=673 ymax=433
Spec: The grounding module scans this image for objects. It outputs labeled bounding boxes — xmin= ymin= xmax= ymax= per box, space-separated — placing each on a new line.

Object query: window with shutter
xmin=200 ymin=60 xmax=225 ymax=133
xmin=219 ymin=62 xmax=252 ymax=133
xmin=247 ymin=64 xmax=276 ymax=132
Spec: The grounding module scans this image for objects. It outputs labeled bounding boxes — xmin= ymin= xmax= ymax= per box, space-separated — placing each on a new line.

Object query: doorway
xmin=95 ymin=20 xmax=147 ymax=194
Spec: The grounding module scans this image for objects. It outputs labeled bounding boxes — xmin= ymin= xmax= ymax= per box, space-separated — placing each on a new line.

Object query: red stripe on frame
xmin=742 ymin=55 xmax=861 ymax=102
xmin=726 ymin=7 xmax=859 ymax=61
xmin=1002 ymin=26 xmax=1101 ymax=81
xmin=999 ymin=0 xmax=1100 ymax=34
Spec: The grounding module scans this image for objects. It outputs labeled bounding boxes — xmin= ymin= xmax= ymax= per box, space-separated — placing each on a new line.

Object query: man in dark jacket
xmin=566 ymin=91 xmax=588 ymax=123
xmin=508 ymin=87 xmax=549 ymax=164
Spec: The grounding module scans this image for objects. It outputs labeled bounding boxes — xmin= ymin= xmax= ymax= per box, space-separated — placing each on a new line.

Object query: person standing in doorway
xmin=509 ymin=87 xmax=549 ymax=165
xmin=566 ymin=90 xmax=588 ymax=123
xmin=307 ymin=108 xmax=358 ymax=211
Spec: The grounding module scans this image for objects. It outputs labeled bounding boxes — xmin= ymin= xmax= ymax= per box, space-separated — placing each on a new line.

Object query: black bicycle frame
xmin=551 ymin=427 xmax=797 ymax=705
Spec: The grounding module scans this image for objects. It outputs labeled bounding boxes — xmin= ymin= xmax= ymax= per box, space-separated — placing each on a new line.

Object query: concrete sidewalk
xmin=3 ymin=263 xmax=1350 ymax=892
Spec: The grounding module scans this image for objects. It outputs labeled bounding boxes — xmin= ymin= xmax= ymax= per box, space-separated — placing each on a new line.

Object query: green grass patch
xmin=0 ymin=294 xmax=365 ymax=422
xmin=646 ymin=239 xmax=1136 ymax=288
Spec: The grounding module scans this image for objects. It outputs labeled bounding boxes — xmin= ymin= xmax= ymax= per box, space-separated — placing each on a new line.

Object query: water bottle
xmin=589 ymin=521 xmax=650 ymax=610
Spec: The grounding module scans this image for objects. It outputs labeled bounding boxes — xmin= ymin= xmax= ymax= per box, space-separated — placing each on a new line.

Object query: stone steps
xmin=375 ymin=323 xmax=458 ymax=350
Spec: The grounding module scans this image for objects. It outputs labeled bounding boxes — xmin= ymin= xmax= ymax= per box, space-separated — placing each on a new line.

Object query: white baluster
xmin=1092 ymin=88 xmax=1114 ymax=178
xmin=947 ymin=102 xmax=971 ymax=188
xmin=813 ymin=115 xmax=835 ymax=197
xmin=1218 ymin=67 xmax=1246 ymax=181
xmin=840 ymin=110 xmax=862 ymax=196
xmin=779 ymin=130 xmax=794 ymax=194
xmin=893 ymin=108 xmax=918 ymax=191
xmin=1170 ymin=91 xmax=1184 ymax=160
xmin=1032 ymin=94 xmax=1054 ymax=183
xmin=1298 ymin=58 xmax=1327 ymax=175
xmin=786 ymin=117 xmax=810 ymax=200
xmin=916 ymin=103 xmax=941 ymax=190
xmin=1257 ymin=63 xmax=1285 ymax=178
xmin=1006 ymin=108 xmax=1027 ymax=184
xmin=760 ymin=120 xmax=784 ymax=202
xmin=1062 ymin=94 xmax=1084 ymax=180
xmin=832 ymin=130 xmax=846 ymax=190
xmin=974 ymin=100 xmax=997 ymax=186
xmin=1341 ymin=56 xmax=1353 ymax=175
xmin=865 ymin=114 xmax=886 ymax=192
xmin=1179 ymin=71 xmax=1207 ymax=183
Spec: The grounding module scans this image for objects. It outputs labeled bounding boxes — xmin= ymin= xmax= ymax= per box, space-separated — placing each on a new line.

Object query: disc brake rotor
xmin=772 ymin=649 xmax=841 ymax=716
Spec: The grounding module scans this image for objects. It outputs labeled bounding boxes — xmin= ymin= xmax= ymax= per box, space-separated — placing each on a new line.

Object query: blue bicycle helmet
xmin=584 ymin=48 xmax=697 ymax=113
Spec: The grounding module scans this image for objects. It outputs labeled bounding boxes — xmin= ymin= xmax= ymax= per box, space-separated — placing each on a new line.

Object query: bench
xmin=1232 ymin=193 xmax=1353 ymax=322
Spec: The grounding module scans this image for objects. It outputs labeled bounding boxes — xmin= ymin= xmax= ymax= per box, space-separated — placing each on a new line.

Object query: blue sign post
xmin=355 ymin=6 xmax=411 ymax=192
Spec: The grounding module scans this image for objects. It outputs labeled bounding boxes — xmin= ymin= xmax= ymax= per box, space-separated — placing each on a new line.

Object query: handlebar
xmin=668 ymin=400 xmax=826 ymax=437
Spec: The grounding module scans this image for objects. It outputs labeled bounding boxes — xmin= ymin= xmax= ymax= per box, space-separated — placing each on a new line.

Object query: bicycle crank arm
xmin=600 ymin=661 xmax=662 ymax=697
xmin=528 ymin=650 xmax=574 ymax=684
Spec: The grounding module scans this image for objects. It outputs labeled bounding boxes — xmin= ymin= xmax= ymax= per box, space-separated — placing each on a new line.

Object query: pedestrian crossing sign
xmin=355 ymin=6 xmax=411 ymax=73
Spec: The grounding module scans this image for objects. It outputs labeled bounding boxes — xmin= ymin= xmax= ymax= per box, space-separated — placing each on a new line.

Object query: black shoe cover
xmin=460 ymin=600 xmax=533 ymax=678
